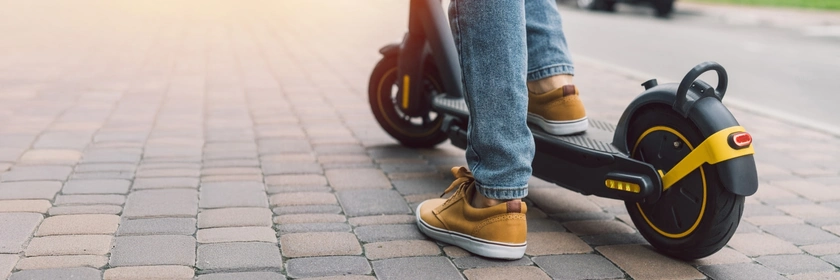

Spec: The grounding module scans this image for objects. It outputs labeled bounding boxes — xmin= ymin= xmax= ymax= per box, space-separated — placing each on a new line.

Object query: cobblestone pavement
xmin=1 ymin=1 xmax=839 ymax=279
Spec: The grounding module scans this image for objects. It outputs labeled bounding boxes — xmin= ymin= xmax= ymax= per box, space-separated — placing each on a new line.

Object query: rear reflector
xmin=728 ymin=132 xmax=752 ymax=149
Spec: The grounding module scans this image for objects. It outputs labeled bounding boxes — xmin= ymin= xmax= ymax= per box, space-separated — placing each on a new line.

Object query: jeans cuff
xmin=527 ymin=64 xmax=575 ymax=81
xmin=475 ymin=183 xmax=528 ymax=200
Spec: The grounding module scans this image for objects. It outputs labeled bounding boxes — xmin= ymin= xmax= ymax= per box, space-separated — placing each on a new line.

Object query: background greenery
xmin=685 ymin=0 xmax=840 ymax=10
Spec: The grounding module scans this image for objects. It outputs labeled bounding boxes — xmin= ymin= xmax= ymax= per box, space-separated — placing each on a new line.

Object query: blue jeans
xmin=450 ymin=0 xmax=574 ymax=199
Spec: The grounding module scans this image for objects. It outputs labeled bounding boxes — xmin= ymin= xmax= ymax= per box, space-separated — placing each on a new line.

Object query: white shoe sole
xmin=415 ymin=201 xmax=526 ymax=260
xmin=528 ymin=113 xmax=588 ymax=135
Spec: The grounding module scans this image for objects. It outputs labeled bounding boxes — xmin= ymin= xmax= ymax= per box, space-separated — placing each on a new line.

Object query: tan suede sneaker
xmin=527 ymin=84 xmax=588 ymax=135
xmin=416 ymin=167 xmax=527 ymax=260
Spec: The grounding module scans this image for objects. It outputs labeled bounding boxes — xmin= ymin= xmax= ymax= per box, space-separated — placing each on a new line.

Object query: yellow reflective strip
xmin=661 ymin=126 xmax=754 ymax=191
xmin=402 ymin=75 xmax=410 ymax=109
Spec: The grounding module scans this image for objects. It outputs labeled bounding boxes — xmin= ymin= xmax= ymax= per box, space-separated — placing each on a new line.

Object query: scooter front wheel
xmin=368 ymin=56 xmax=447 ymax=148
xmin=625 ymin=104 xmax=744 ymax=260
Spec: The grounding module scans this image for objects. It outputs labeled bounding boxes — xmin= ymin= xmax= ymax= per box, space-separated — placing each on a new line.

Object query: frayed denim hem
xmin=527 ymin=64 xmax=575 ymax=81
xmin=476 ymin=183 xmax=529 ymax=200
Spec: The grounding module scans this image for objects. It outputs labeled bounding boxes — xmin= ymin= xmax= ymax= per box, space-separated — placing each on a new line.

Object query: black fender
xmin=612 ymin=83 xmax=758 ymax=196
xmin=378 ymin=43 xmax=400 ymax=57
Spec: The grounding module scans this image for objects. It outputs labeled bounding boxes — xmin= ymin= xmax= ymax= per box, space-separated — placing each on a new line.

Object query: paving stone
xmin=527 ymin=188 xmax=602 ymax=214
xmin=563 ymin=219 xmax=635 ymax=235
xmin=0 ymin=213 xmax=44 ymax=253
xmin=273 ymin=205 xmax=343 ymax=215
xmin=123 ymin=189 xmax=198 ymax=218
xmin=197 ymin=272 xmax=286 ymax=280
xmin=136 ymin=169 xmax=200 ymax=178
xmin=109 ymin=235 xmax=196 ymax=266
xmin=744 ymin=203 xmax=786 ymax=216
xmin=202 ymin=174 xmax=264 ymax=182
xmin=197 ymin=227 xmax=277 ymax=243
xmin=744 ymin=215 xmax=804 ymax=226
xmin=697 ymin=263 xmax=787 ymax=280
xmin=1 ymin=166 xmax=72 ymax=182
xmin=274 ymin=213 xmax=346 ymax=224
xmin=337 ymin=189 xmax=410 ymax=217
xmin=104 ymin=265 xmax=194 ymax=280
xmin=727 ymin=233 xmax=802 ymax=256
xmin=198 ymin=207 xmax=272 ymax=228
xmin=270 ymin=192 xmax=337 ymax=207
xmin=443 ymin=246 xmax=472 ymax=258
xmin=280 ymin=232 xmax=362 ymax=257
xmin=201 ymin=167 xmax=261 ymax=176
xmin=363 ymin=240 xmax=439 ymax=260
xmin=755 ymin=254 xmax=835 ymax=275
xmin=267 ymin=185 xmax=333 ymax=194
xmin=71 ymin=171 xmax=134 ymax=180
xmin=821 ymin=254 xmax=840 ymax=267
xmin=25 ymin=235 xmax=113 ymax=256
xmin=8 ymin=267 xmax=101 ymax=280
xmin=54 ymin=194 xmax=125 ymax=205
xmin=81 ymin=150 xmax=142 ymax=164
xmin=116 ymin=218 xmax=196 ymax=236
xmin=74 ymin=163 xmax=136 ymax=173
xmin=325 ymin=169 xmax=391 ymax=190
xmin=525 ymin=232 xmax=592 ymax=256
xmin=463 ymin=266 xmax=551 ymax=280
xmin=262 ymin=162 xmax=323 ymax=175
xmin=62 ymin=179 xmax=130 ymax=194
xmin=579 ymin=232 xmax=648 ymax=246
xmin=132 ymin=177 xmax=199 ymax=190
xmin=36 ymin=214 xmax=120 ymax=236
xmin=527 ymin=218 xmax=566 ymax=232
xmin=265 ymin=174 xmax=328 ymax=187
xmin=372 ymin=257 xmax=462 ymax=280
xmin=801 ymin=243 xmax=840 ymax=256
xmin=48 ymin=205 xmax=123 ymax=215
xmin=200 ymin=181 xmax=266 ymax=191
xmin=787 ymin=272 xmax=840 ymax=280
xmin=277 ymin=223 xmax=352 ymax=234
xmin=196 ymin=242 xmax=282 ymax=272
xmin=15 ymin=255 xmax=108 ymax=270
xmin=347 ymin=215 xmax=414 ymax=226
xmin=203 ymin=159 xmax=261 ymax=168
xmin=354 ymin=224 xmax=425 ymax=243
xmin=597 ymin=245 xmax=705 ymax=279
xmin=762 ymin=224 xmax=840 ymax=245
xmin=0 ymin=200 xmax=51 ymax=213
xmin=777 ymin=204 xmax=839 ymax=218
xmin=532 ymin=254 xmax=624 ymax=280
xmin=0 ymin=254 xmax=18 ymax=279
xmin=286 ymin=256 xmax=371 ymax=279
xmin=199 ymin=185 xmax=268 ymax=208
xmin=390 ymin=178 xmax=451 ymax=195
xmin=0 ymin=181 xmax=63 ymax=200
xmin=688 ymin=247 xmax=752 ymax=266
xmin=452 ymin=255 xmax=532 ymax=269
xmin=19 ymin=149 xmax=82 ymax=165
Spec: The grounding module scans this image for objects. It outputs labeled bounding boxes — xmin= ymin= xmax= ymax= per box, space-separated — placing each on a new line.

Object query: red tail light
xmin=728 ymin=132 xmax=752 ymax=149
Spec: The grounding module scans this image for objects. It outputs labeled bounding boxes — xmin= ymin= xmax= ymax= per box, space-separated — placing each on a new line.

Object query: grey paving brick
xmin=463 ymin=266 xmax=550 ymax=280
xmin=25 ymin=235 xmax=113 ymax=256
xmin=762 ymin=224 xmax=840 ymax=245
xmin=15 ymin=255 xmax=109 ymax=270
xmin=363 ymin=240 xmax=440 ymax=260
xmin=326 ymin=168 xmax=391 ymax=190
xmin=348 ymin=215 xmax=414 ymax=226
xmin=597 ymin=244 xmax=704 ymax=280
xmin=698 ymin=263 xmax=787 ymax=280
xmin=533 ymin=254 xmax=624 ymax=280
xmin=280 ymin=232 xmax=362 ymax=257
xmin=80 ymin=149 xmax=141 ymax=163
xmin=8 ymin=267 xmax=101 ymax=280
xmin=755 ymin=254 xmax=835 ymax=275
xmin=123 ymin=189 xmax=198 ymax=218
xmin=285 ymin=256 xmax=371 ymax=279
xmin=132 ymin=177 xmax=199 ymax=190
xmin=136 ymin=168 xmax=200 ymax=178
xmin=0 ymin=200 xmax=51 ymax=213
xmin=48 ymin=205 xmax=123 ymax=215
xmin=262 ymin=162 xmax=323 ymax=175
xmin=54 ymin=194 xmax=125 ymax=205
xmin=197 ymin=227 xmax=277 ymax=243
xmin=74 ymin=163 xmax=136 ymax=173
xmin=103 ymin=265 xmax=194 ymax=280
xmin=197 ymin=272 xmax=286 ymax=280
xmin=62 ymin=179 xmax=130 ymax=194
xmin=337 ymin=190 xmax=411 ymax=217
xmin=273 ymin=205 xmax=343 ymax=215
xmin=264 ymin=174 xmax=328 ymax=187
xmin=116 ymin=218 xmax=196 ymax=236
xmin=199 ymin=185 xmax=268 ymax=208
xmin=277 ymin=223 xmax=351 ymax=234
xmin=354 ymin=224 xmax=425 ymax=243
xmin=109 ymin=235 xmax=196 ymax=266
xmin=267 ymin=185 xmax=333 ymax=194
xmin=452 ymin=256 xmax=533 ymax=269
xmin=527 ymin=188 xmax=602 ymax=214
xmin=0 ymin=254 xmax=17 ymax=279
xmin=36 ymin=214 xmax=120 ymax=236
xmin=391 ymin=178 xmax=450 ymax=195
xmin=563 ymin=220 xmax=635 ymax=235
xmin=579 ymin=232 xmax=648 ymax=246
xmin=202 ymin=174 xmax=264 ymax=182
xmin=270 ymin=192 xmax=337 ymax=207
xmin=258 ymin=139 xmax=312 ymax=155
xmin=203 ymin=159 xmax=261 ymax=168
xmin=526 ymin=232 xmax=593 ymax=256
xmin=0 ymin=213 xmax=43 ymax=253
xmin=19 ymin=149 xmax=83 ymax=165
xmin=0 ymin=181 xmax=62 ymax=200
xmin=372 ymin=257 xmax=462 ymax=280
xmin=275 ymin=213 xmax=347 ymax=224
xmin=71 ymin=171 xmax=134 ymax=180
xmin=196 ymin=242 xmax=282 ymax=272
xmin=821 ymin=254 xmax=840 ymax=267
xmin=198 ymin=207 xmax=272 ymax=228
xmin=1 ymin=166 xmax=72 ymax=182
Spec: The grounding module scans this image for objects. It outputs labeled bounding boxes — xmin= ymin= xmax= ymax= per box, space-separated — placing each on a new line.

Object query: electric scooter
xmin=368 ymin=0 xmax=758 ymax=260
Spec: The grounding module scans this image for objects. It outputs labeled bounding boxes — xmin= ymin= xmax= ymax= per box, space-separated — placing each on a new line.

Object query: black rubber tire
xmin=625 ymin=104 xmax=744 ymax=260
xmin=654 ymin=0 xmax=674 ymax=17
xmin=368 ymin=55 xmax=448 ymax=148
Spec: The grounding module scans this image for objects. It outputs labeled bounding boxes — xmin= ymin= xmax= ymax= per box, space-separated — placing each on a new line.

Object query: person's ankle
xmin=470 ymin=192 xmax=521 ymax=208
xmin=527 ymin=74 xmax=574 ymax=94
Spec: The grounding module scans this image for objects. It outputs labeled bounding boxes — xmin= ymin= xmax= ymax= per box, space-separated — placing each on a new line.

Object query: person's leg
xmin=452 ymin=0 xmax=533 ymax=203
xmin=415 ymin=0 xmax=530 ymax=260
xmin=524 ymin=0 xmax=588 ymax=135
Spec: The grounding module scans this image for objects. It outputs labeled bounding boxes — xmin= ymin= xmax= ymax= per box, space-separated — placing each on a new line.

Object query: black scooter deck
xmin=433 ymin=96 xmax=661 ymax=202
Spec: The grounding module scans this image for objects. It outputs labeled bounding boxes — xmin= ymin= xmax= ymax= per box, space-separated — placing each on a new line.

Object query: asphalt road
xmin=555 ymin=1 xmax=840 ymax=135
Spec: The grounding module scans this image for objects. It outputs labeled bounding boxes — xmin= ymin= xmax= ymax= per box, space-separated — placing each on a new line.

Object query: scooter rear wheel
xmin=625 ymin=105 xmax=744 ymax=260
xmin=368 ymin=56 xmax=448 ymax=148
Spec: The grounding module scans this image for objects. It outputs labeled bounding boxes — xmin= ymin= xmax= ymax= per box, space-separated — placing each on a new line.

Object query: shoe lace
xmin=440 ymin=166 xmax=474 ymax=198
